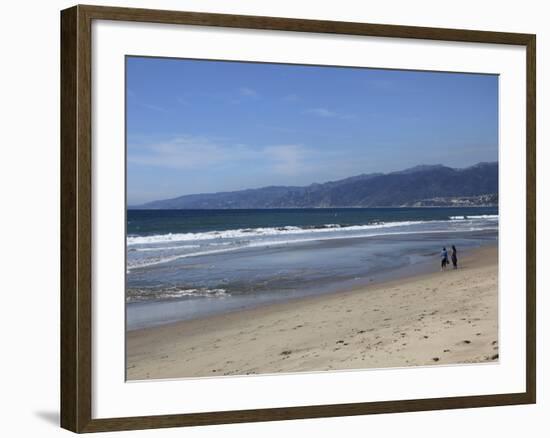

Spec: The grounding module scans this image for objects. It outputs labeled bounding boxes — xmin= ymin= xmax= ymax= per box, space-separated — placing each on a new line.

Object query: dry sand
xmin=127 ymin=245 xmax=498 ymax=380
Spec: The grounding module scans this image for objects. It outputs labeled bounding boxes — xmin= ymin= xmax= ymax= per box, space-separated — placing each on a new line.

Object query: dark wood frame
xmin=61 ymin=4 xmax=536 ymax=433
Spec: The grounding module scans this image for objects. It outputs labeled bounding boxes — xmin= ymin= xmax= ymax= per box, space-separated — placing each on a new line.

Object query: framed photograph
xmin=60 ymin=5 xmax=536 ymax=433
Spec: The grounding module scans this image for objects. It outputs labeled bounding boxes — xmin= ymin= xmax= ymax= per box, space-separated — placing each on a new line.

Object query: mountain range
xmin=134 ymin=162 xmax=498 ymax=209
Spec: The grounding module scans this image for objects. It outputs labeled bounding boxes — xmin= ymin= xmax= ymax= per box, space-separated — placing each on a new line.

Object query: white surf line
xmin=126 ymin=226 xmax=498 ymax=271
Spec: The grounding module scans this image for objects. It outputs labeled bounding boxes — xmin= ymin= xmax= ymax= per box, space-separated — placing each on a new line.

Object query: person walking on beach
xmin=451 ymin=245 xmax=458 ymax=269
xmin=440 ymin=247 xmax=449 ymax=271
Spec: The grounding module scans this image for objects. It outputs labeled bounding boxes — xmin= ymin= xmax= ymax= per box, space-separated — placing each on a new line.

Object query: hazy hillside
xmin=135 ymin=162 xmax=498 ymax=209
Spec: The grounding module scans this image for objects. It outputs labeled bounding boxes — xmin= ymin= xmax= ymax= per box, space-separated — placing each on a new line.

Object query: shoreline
xmin=126 ymin=233 xmax=498 ymax=330
xmin=127 ymin=244 xmax=498 ymax=380
xmin=129 ymin=205 xmax=498 ymax=210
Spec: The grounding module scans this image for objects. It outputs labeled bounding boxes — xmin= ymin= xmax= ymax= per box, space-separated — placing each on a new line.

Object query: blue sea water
xmin=126 ymin=207 xmax=498 ymax=329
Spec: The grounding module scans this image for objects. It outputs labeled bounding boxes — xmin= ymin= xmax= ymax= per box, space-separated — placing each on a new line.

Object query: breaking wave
xmin=449 ymin=214 xmax=499 ymax=220
xmin=126 ymin=287 xmax=229 ymax=303
xmin=127 ymin=221 xmax=423 ymax=246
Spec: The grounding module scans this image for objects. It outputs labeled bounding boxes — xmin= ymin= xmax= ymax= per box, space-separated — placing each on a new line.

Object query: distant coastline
xmin=132 ymin=162 xmax=498 ymax=210
xmin=129 ymin=204 xmax=498 ymax=210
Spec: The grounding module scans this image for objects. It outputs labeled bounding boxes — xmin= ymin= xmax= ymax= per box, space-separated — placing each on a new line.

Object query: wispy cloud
xmin=256 ymin=123 xmax=298 ymax=134
xmin=228 ymin=87 xmax=260 ymax=104
xmin=128 ymin=135 xmax=313 ymax=177
xmin=129 ymin=135 xmax=246 ymax=169
xmin=140 ymin=103 xmax=169 ymax=113
xmin=239 ymin=87 xmax=259 ymax=98
xmin=127 ymin=134 xmax=435 ymax=199
xmin=304 ymin=108 xmax=337 ymax=117
xmin=366 ymin=79 xmax=395 ymax=91
xmin=263 ymin=144 xmax=309 ymax=176
xmin=282 ymin=93 xmax=300 ymax=102
xmin=175 ymin=88 xmax=259 ymax=106
xmin=303 ymin=107 xmax=355 ymax=120
xmin=126 ymin=89 xmax=169 ymax=112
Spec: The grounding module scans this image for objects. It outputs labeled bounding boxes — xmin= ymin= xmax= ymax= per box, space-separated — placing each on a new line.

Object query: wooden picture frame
xmin=61 ymin=4 xmax=536 ymax=433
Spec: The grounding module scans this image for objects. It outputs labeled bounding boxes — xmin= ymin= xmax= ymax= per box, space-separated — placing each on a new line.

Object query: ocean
xmin=126 ymin=207 xmax=498 ymax=330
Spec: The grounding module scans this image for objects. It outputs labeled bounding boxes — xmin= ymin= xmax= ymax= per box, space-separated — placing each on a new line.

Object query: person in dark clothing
xmin=440 ymin=247 xmax=449 ymax=271
xmin=451 ymin=245 xmax=458 ymax=269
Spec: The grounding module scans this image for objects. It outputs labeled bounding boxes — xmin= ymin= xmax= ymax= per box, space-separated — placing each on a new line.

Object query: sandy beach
xmin=126 ymin=245 xmax=498 ymax=380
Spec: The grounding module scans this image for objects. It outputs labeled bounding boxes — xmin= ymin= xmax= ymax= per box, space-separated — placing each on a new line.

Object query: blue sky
xmin=127 ymin=57 xmax=498 ymax=205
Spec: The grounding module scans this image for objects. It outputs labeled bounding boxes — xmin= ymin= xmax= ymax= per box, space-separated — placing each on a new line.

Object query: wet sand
xmin=126 ymin=245 xmax=498 ymax=380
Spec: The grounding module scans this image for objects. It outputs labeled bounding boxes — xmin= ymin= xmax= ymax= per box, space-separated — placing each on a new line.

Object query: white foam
xmin=133 ymin=244 xmax=200 ymax=252
xmin=450 ymin=214 xmax=499 ymax=220
xmin=467 ymin=214 xmax=499 ymax=219
xmin=127 ymin=221 xmax=423 ymax=246
xmin=127 ymin=288 xmax=229 ymax=303
xmin=127 ymin=225 xmax=498 ymax=271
